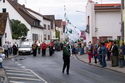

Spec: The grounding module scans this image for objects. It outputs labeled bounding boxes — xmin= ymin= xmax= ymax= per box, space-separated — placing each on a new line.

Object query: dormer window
xmin=34 ymin=21 xmax=40 ymax=26
xmin=3 ymin=0 xmax=5 ymax=3
xmin=2 ymin=8 xmax=6 ymax=13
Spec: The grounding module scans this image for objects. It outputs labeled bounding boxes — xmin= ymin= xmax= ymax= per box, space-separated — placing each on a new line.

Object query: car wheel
xmin=19 ymin=53 xmax=21 ymax=55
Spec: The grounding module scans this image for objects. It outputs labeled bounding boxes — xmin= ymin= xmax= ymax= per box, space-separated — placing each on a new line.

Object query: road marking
xmin=10 ymin=81 xmax=25 ymax=83
xmin=17 ymin=64 xmax=22 ymax=66
xmin=28 ymin=69 xmax=48 ymax=83
xmin=6 ymin=70 xmax=32 ymax=74
xmin=8 ymin=77 xmax=41 ymax=81
xmin=4 ymin=67 xmax=28 ymax=71
xmin=21 ymin=66 xmax=26 ymax=69
xmin=7 ymin=73 xmax=35 ymax=77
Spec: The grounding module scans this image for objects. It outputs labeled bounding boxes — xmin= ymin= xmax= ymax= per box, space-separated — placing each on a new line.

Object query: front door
xmin=0 ymin=37 xmax=2 ymax=46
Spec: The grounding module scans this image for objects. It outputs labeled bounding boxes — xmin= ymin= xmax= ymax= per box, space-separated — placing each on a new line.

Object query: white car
xmin=18 ymin=44 xmax=32 ymax=55
xmin=0 ymin=47 xmax=5 ymax=62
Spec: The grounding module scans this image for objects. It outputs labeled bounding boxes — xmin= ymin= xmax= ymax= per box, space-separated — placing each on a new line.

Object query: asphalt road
xmin=3 ymin=51 xmax=125 ymax=83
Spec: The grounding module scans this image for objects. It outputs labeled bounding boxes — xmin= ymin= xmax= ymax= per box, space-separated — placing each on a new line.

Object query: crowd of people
xmin=71 ymin=40 xmax=125 ymax=68
xmin=86 ymin=41 xmax=125 ymax=68
xmin=1 ymin=40 xmax=125 ymax=73
xmin=32 ymin=41 xmax=55 ymax=57
xmin=2 ymin=42 xmax=18 ymax=58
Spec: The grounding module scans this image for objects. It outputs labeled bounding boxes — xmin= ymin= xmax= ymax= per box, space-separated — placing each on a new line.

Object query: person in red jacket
xmin=40 ymin=42 xmax=47 ymax=56
xmin=49 ymin=41 xmax=54 ymax=56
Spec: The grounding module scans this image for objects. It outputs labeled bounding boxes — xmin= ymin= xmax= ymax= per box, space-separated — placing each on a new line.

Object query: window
xmin=2 ymin=8 xmax=6 ymax=13
xmin=34 ymin=21 xmax=40 ymax=26
xmin=48 ymin=25 xmax=50 ymax=30
xmin=3 ymin=0 xmax=5 ymax=3
xmin=5 ymin=33 xmax=7 ymax=38
xmin=44 ymin=34 xmax=46 ymax=40
xmin=32 ymin=34 xmax=38 ymax=41
xmin=48 ymin=35 xmax=50 ymax=40
xmin=0 ymin=37 xmax=2 ymax=46
xmin=44 ymin=24 xmax=46 ymax=29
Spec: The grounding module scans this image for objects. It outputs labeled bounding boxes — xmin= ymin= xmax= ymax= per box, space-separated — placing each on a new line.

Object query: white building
xmin=55 ymin=20 xmax=66 ymax=41
xmin=26 ymin=9 xmax=53 ymax=43
xmin=43 ymin=15 xmax=56 ymax=43
xmin=0 ymin=13 xmax=12 ymax=46
xmin=86 ymin=0 xmax=121 ymax=44
xmin=0 ymin=0 xmax=53 ymax=44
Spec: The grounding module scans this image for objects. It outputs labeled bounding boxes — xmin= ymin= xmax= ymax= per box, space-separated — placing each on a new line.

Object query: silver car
xmin=18 ymin=44 xmax=32 ymax=55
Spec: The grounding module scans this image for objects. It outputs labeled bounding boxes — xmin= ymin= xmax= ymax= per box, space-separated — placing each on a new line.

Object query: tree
xmin=55 ymin=30 xmax=60 ymax=40
xmin=10 ymin=19 xmax=29 ymax=40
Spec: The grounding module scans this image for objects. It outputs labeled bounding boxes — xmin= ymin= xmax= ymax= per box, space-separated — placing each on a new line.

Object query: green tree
xmin=55 ymin=30 xmax=60 ymax=40
xmin=10 ymin=19 xmax=29 ymax=39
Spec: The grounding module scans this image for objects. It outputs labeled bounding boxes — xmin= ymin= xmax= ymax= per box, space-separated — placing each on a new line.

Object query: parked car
xmin=18 ymin=42 xmax=32 ymax=55
xmin=0 ymin=47 xmax=5 ymax=68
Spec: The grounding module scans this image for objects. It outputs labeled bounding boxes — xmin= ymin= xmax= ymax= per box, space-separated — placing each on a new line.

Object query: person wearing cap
xmin=32 ymin=41 xmax=38 ymax=57
xmin=62 ymin=42 xmax=71 ymax=75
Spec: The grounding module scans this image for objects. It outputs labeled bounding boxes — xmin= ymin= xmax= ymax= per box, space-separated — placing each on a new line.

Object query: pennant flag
xmin=69 ymin=30 xmax=72 ymax=34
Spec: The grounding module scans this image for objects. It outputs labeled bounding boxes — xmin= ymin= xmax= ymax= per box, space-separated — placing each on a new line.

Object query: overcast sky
xmin=18 ymin=0 xmax=121 ymax=30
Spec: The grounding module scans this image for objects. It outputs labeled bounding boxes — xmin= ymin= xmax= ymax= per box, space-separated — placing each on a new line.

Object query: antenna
xmin=101 ymin=0 xmax=102 ymax=4
xmin=24 ymin=0 xmax=27 ymax=4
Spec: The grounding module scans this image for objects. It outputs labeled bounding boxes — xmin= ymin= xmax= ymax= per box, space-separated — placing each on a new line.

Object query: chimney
xmin=15 ymin=0 xmax=18 ymax=3
xmin=22 ymin=4 xmax=25 ymax=8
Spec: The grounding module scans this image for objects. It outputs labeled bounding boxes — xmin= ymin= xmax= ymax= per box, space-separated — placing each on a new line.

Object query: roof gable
xmin=0 ymin=13 xmax=8 ymax=35
xmin=7 ymin=0 xmax=43 ymax=28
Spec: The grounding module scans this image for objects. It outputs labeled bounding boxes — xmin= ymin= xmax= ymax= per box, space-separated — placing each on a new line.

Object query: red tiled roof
xmin=0 ymin=13 xmax=8 ymax=35
xmin=26 ymin=8 xmax=51 ymax=21
xmin=55 ymin=19 xmax=62 ymax=28
xmin=95 ymin=4 xmax=121 ymax=7
xmin=43 ymin=15 xmax=55 ymax=21
xmin=95 ymin=3 xmax=121 ymax=10
xmin=26 ymin=8 xmax=43 ymax=17
xmin=62 ymin=21 xmax=66 ymax=26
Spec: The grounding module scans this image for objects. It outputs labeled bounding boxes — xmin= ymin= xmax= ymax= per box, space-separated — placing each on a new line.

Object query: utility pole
xmin=121 ymin=0 xmax=124 ymax=42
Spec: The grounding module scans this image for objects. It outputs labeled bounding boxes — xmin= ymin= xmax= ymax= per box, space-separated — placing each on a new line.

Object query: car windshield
xmin=20 ymin=45 xmax=31 ymax=48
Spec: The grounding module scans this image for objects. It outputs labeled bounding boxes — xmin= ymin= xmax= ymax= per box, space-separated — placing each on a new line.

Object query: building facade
xmin=55 ymin=20 xmax=66 ymax=41
xmin=0 ymin=0 xmax=53 ymax=44
xmin=0 ymin=13 xmax=12 ymax=46
xmin=86 ymin=0 xmax=121 ymax=44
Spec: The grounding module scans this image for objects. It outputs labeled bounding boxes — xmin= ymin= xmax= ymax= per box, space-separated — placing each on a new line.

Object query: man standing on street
xmin=3 ymin=42 xmax=9 ymax=58
xmin=32 ymin=41 xmax=38 ymax=57
xmin=62 ymin=42 xmax=70 ymax=75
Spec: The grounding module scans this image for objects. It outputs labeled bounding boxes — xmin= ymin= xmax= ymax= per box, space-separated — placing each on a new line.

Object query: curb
xmin=3 ymin=68 xmax=9 ymax=83
xmin=4 ymin=55 xmax=18 ymax=60
xmin=75 ymin=54 xmax=125 ymax=74
xmin=0 ymin=68 xmax=9 ymax=83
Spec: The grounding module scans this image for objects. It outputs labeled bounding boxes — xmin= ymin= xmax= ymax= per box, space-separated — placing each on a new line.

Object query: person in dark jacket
xmin=100 ymin=42 xmax=107 ymax=67
xmin=62 ymin=42 xmax=70 ymax=75
xmin=12 ymin=43 xmax=18 ymax=56
xmin=111 ymin=41 xmax=119 ymax=67
xmin=49 ymin=41 xmax=54 ymax=56
xmin=32 ymin=41 xmax=38 ymax=57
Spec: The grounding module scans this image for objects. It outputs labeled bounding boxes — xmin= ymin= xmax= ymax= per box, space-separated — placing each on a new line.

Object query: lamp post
xmin=121 ymin=0 xmax=124 ymax=42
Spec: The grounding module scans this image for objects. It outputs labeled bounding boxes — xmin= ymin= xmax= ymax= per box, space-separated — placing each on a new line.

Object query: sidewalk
xmin=0 ymin=55 xmax=17 ymax=83
xmin=76 ymin=54 xmax=125 ymax=74
xmin=0 ymin=68 xmax=8 ymax=83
